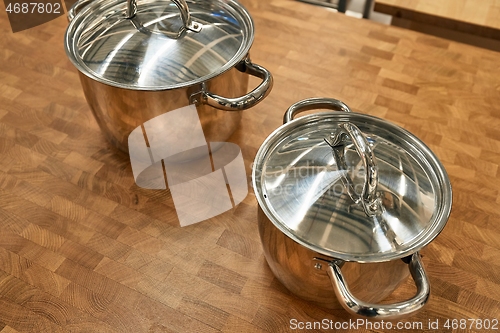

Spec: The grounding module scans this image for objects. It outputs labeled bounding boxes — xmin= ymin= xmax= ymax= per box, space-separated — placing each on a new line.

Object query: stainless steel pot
xmin=252 ymin=98 xmax=452 ymax=320
xmin=64 ymin=0 xmax=272 ymax=152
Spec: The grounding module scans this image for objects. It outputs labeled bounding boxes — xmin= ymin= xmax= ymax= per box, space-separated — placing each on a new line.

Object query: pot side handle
xmin=327 ymin=253 xmax=430 ymax=320
xmin=196 ymin=57 xmax=273 ymax=111
xmin=283 ymin=97 xmax=352 ymax=123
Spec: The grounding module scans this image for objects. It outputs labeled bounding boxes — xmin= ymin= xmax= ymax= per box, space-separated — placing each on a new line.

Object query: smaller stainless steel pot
xmin=252 ymin=98 xmax=452 ymax=320
xmin=65 ymin=0 xmax=272 ymax=152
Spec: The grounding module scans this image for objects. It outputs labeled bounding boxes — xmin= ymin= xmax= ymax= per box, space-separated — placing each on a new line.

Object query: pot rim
xmin=252 ymin=111 xmax=453 ymax=263
xmin=64 ymin=0 xmax=255 ymax=91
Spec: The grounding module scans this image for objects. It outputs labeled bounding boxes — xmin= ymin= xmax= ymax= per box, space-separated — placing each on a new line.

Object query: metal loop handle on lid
xmin=126 ymin=0 xmax=137 ymax=19
xmin=68 ymin=0 xmax=202 ymax=33
xmin=284 ymin=98 xmax=380 ymax=216
xmin=325 ymin=123 xmax=380 ymax=216
xmin=126 ymin=0 xmax=202 ymax=33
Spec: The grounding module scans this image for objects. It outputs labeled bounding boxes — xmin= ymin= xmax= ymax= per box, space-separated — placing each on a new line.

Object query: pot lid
xmin=252 ymin=98 xmax=452 ymax=262
xmin=65 ymin=0 xmax=253 ymax=90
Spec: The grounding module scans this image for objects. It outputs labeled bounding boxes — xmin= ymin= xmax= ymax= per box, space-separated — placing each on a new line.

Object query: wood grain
xmin=375 ymin=0 xmax=500 ymax=51
xmin=1 ymin=0 xmax=500 ymax=332
xmin=375 ymin=0 xmax=500 ymax=30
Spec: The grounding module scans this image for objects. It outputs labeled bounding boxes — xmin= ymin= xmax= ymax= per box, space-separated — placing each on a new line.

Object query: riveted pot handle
xmin=171 ymin=0 xmax=202 ymax=32
xmin=67 ymin=0 xmax=94 ymax=22
xmin=283 ymin=97 xmax=352 ymax=124
xmin=196 ymin=57 xmax=273 ymax=111
xmin=327 ymin=253 xmax=430 ymax=320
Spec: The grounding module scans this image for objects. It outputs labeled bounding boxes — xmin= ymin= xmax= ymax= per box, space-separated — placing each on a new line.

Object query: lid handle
xmin=325 ymin=122 xmax=380 ymax=216
xmin=126 ymin=0 xmax=137 ymax=19
xmin=284 ymin=98 xmax=380 ymax=216
xmin=126 ymin=0 xmax=202 ymax=33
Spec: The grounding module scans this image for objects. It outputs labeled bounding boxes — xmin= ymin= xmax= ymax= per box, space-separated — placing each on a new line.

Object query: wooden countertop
xmin=1 ymin=0 xmax=500 ymax=332
xmin=374 ymin=0 xmax=500 ymax=40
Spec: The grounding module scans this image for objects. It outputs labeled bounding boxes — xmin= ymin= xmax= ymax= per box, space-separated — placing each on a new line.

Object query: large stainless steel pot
xmin=64 ymin=0 xmax=272 ymax=152
xmin=252 ymin=98 xmax=452 ymax=320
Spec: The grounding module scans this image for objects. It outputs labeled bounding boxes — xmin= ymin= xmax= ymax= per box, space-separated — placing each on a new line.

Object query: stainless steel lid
xmin=252 ymin=98 xmax=452 ymax=262
xmin=65 ymin=0 xmax=253 ymax=90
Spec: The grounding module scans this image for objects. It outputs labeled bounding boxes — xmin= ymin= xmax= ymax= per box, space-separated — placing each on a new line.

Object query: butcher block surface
xmin=374 ymin=0 xmax=500 ymax=33
xmin=0 ymin=0 xmax=500 ymax=332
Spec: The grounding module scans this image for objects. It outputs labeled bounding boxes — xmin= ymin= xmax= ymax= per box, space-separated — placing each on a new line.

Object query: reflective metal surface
xmin=66 ymin=0 xmax=93 ymax=22
xmin=258 ymin=206 xmax=412 ymax=310
xmin=254 ymin=98 xmax=451 ymax=319
xmin=126 ymin=0 xmax=138 ymax=19
xmin=253 ymin=99 xmax=452 ymax=262
xmin=194 ymin=57 xmax=273 ymax=111
xmin=66 ymin=0 xmax=253 ymax=90
xmin=325 ymin=122 xmax=380 ymax=216
xmin=65 ymin=0 xmax=273 ymax=153
xmin=78 ymin=63 xmax=249 ymax=152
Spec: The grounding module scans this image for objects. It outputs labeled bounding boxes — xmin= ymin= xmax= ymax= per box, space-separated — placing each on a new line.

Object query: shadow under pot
xmin=64 ymin=0 xmax=273 ymax=153
xmin=252 ymin=98 xmax=452 ymax=320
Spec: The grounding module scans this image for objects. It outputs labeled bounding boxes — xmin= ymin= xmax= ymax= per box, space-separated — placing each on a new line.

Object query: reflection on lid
xmin=69 ymin=0 xmax=252 ymax=89
xmin=259 ymin=123 xmax=438 ymax=258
